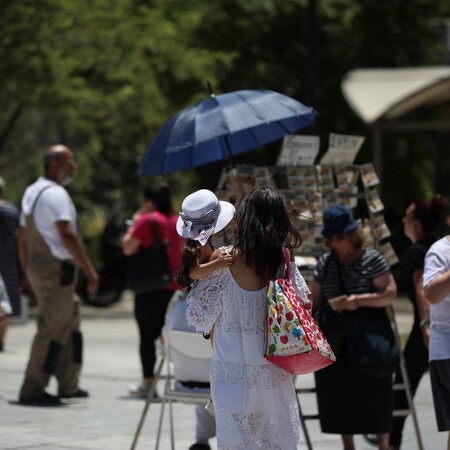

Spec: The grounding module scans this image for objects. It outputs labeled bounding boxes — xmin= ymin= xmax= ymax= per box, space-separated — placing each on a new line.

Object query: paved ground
xmin=0 ymin=293 xmax=446 ymax=450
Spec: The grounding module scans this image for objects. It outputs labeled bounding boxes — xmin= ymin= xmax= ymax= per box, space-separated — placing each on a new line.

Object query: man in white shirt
xmin=17 ymin=144 xmax=99 ymax=406
xmin=424 ymin=235 xmax=450 ymax=448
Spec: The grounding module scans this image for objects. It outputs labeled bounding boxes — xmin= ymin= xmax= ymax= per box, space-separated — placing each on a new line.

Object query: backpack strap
xmin=148 ymin=213 xmax=161 ymax=246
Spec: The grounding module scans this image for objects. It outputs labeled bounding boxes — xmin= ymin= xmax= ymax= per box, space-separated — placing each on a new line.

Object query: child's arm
xmin=189 ymin=246 xmax=233 ymax=280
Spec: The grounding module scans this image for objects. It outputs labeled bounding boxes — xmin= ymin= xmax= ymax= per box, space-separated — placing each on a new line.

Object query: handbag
xmin=328 ymin=253 xmax=400 ymax=378
xmin=127 ymin=214 xmax=172 ymax=294
xmin=344 ymin=313 xmax=400 ymax=378
xmin=265 ymin=249 xmax=336 ymax=375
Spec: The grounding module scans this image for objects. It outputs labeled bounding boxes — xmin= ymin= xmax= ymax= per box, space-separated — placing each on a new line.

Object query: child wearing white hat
xmin=175 ymin=189 xmax=235 ymax=288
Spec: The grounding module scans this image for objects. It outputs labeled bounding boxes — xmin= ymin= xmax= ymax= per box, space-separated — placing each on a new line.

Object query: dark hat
xmin=322 ymin=204 xmax=358 ymax=238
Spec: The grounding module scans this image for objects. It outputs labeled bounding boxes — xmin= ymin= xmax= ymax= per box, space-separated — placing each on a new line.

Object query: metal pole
xmin=373 ymin=125 xmax=383 ymax=192
xmin=389 ymin=305 xmax=424 ymax=450
xmin=130 ymin=358 xmax=164 ymax=450
xmin=307 ymin=0 xmax=318 ymax=110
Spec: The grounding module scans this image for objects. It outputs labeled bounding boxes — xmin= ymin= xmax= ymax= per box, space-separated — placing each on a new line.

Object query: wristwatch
xmin=420 ymin=319 xmax=430 ymax=331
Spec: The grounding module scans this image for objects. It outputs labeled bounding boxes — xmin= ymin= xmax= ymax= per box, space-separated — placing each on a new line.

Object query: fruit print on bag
xmin=265 ymin=267 xmax=336 ymax=375
xmin=266 ymin=279 xmax=311 ymax=357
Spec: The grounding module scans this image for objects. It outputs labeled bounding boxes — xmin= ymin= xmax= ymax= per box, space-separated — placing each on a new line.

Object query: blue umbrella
xmin=137 ymin=89 xmax=317 ymax=176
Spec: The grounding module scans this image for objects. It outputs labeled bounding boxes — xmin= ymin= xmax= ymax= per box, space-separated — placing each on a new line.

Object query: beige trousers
xmin=19 ymin=212 xmax=81 ymax=400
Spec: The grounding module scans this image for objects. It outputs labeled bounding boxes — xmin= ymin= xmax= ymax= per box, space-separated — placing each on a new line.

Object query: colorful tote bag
xmin=265 ymin=250 xmax=336 ymax=375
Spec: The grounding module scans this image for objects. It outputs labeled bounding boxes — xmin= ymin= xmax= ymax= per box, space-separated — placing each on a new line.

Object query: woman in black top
xmin=388 ymin=194 xmax=447 ymax=450
xmin=312 ymin=205 xmax=397 ymax=450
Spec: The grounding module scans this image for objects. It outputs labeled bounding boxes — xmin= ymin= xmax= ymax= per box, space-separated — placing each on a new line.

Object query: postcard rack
xmin=216 ymin=163 xmax=399 ymax=268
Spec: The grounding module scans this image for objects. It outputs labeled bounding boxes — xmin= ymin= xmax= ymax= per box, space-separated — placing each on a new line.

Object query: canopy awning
xmin=341 ymin=66 xmax=450 ymax=125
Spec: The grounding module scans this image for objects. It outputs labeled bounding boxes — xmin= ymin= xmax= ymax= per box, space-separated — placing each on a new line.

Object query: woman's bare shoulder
xmin=230 ymin=251 xmax=265 ymax=290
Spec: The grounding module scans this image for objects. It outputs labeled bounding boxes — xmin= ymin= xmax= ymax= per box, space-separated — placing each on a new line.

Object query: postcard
xmin=277 ymin=135 xmax=320 ymax=166
xmin=320 ymin=133 xmax=365 ymax=165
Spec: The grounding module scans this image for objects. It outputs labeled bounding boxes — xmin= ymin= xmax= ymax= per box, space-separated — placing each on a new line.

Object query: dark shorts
xmin=430 ymin=359 xmax=450 ymax=432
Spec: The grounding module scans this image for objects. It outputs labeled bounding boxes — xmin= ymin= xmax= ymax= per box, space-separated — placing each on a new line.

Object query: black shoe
xmin=189 ymin=444 xmax=211 ymax=450
xmin=19 ymin=391 xmax=62 ymax=407
xmin=363 ymin=434 xmax=378 ymax=446
xmin=59 ymin=388 xmax=89 ymax=398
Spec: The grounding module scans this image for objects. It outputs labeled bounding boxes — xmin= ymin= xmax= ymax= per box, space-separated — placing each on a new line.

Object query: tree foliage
xmin=0 ymin=0 xmax=449 ymax=255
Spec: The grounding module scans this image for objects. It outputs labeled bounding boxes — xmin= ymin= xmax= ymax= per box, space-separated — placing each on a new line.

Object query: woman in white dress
xmin=186 ymin=187 xmax=310 ymax=450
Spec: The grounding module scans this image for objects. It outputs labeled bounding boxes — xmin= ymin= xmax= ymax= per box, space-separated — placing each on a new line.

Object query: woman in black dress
xmin=312 ymin=205 xmax=397 ymax=450
xmin=388 ymin=194 xmax=446 ymax=449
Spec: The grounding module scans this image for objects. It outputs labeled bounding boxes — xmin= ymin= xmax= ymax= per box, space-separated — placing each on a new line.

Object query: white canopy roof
xmin=341 ymin=66 xmax=450 ymax=125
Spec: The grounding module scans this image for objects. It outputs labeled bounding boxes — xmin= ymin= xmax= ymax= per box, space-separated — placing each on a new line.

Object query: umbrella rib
xmin=223 ymin=134 xmax=237 ymax=166
xmin=244 ymin=119 xmax=290 ymax=148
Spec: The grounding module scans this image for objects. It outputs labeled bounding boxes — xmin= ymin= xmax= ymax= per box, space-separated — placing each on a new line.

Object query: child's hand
xmin=214 ymin=250 xmax=234 ymax=268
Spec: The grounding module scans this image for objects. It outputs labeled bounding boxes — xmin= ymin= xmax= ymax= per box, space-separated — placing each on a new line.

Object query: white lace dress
xmin=186 ymin=262 xmax=310 ymax=450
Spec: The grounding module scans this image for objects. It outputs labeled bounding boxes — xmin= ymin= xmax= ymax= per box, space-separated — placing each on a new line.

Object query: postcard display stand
xmin=216 ymin=162 xmax=399 ymax=271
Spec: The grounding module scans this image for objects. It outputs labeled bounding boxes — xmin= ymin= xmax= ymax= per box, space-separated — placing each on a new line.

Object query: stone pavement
xmin=0 ymin=293 xmax=446 ymax=450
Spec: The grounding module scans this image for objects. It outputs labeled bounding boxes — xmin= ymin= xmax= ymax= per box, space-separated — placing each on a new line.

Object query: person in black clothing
xmin=387 ymin=194 xmax=447 ymax=449
xmin=0 ymin=176 xmax=21 ymax=350
xmin=122 ymin=184 xmax=183 ymax=399
xmin=313 ymin=205 xmax=397 ymax=450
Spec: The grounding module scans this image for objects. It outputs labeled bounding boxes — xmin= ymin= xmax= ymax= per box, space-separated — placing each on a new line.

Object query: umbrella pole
xmin=207 ymin=81 xmax=215 ymax=97
xmin=223 ymin=135 xmax=238 ymax=168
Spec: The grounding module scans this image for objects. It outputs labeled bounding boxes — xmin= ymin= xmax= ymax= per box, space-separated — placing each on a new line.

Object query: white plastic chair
xmin=130 ymin=329 xmax=212 ymax=450
xmin=156 ymin=330 xmax=213 ymax=450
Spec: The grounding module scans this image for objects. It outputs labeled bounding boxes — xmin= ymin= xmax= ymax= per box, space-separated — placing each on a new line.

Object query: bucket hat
xmin=322 ymin=204 xmax=358 ymax=238
xmin=176 ymin=189 xmax=235 ymax=246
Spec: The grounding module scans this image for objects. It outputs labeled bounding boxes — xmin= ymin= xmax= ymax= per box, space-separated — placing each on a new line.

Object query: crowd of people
xmin=1 ymin=143 xmax=450 ymax=450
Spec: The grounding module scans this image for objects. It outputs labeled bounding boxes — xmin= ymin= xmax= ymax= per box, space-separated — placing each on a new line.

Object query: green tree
xmin=1 ymin=0 xmax=449 ymax=259
xmin=0 ymin=0 xmax=233 ymax=246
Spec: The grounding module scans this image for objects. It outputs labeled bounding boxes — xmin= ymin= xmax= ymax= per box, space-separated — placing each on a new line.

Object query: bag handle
xmin=283 ymin=247 xmax=291 ymax=280
xmin=270 ymin=248 xmax=292 ymax=283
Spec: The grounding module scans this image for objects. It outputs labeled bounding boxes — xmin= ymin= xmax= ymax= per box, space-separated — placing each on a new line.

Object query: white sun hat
xmin=176 ymin=189 xmax=235 ymax=246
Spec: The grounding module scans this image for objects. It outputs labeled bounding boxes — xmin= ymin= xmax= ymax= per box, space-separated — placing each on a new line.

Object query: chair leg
xmin=297 ymin=395 xmax=314 ymax=450
xmin=157 ymin=367 xmax=173 ymax=449
xmin=130 ymin=357 xmax=165 ymax=450
xmin=155 ymin=398 xmax=167 ymax=450
xmin=389 ymin=305 xmax=424 ymax=450
xmin=169 ymin=399 xmax=175 ymax=450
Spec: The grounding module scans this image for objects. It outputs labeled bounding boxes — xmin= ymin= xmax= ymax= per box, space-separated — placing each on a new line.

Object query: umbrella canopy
xmin=137 ymin=89 xmax=317 ymax=176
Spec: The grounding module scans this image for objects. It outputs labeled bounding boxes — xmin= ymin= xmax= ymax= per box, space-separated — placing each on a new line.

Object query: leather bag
xmin=127 ymin=215 xmax=171 ymax=294
xmin=324 ymin=252 xmax=400 ymax=379
xmin=344 ymin=313 xmax=400 ymax=378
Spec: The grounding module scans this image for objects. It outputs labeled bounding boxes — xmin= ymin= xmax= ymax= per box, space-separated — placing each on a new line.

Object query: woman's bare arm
xmin=338 ymin=272 xmax=397 ymax=311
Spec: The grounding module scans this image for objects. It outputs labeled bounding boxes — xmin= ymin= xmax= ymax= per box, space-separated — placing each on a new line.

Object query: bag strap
xmin=30 ymin=184 xmax=56 ymax=216
xmin=148 ymin=213 xmax=161 ymax=245
xmin=335 ymin=258 xmax=348 ymax=295
xmin=321 ymin=251 xmax=347 ymax=295
xmin=283 ymin=247 xmax=291 ymax=280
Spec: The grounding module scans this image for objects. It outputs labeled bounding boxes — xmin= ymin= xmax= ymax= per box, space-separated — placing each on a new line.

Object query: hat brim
xmin=176 ymin=200 xmax=235 ymax=240
xmin=322 ymin=220 xmax=358 ymax=238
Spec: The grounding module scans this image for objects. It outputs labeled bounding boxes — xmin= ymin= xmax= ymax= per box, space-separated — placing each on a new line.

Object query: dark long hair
xmin=413 ymin=193 xmax=447 ymax=235
xmin=232 ymin=187 xmax=302 ymax=282
xmin=175 ymin=239 xmax=201 ymax=287
xmin=143 ymin=183 xmax=173 ymax=217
